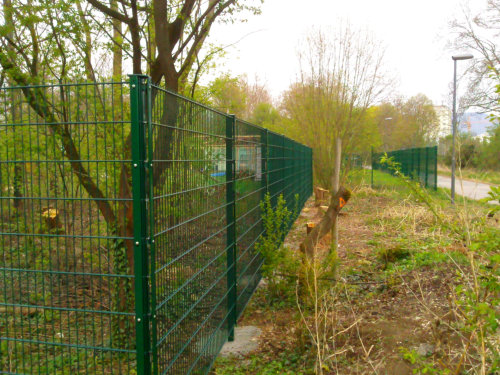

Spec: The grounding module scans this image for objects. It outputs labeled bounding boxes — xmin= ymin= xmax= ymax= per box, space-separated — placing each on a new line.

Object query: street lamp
xmin=451 ymin=54 xmax=473 ymax=204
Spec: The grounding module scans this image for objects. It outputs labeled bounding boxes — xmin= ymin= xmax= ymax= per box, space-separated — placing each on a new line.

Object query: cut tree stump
xmin=314 ymin=187 xmax=329 ymax=206
xmin=41 ymin=208 xmax=63 ymax=233
xmin=300 ymin=186 xmax=351 ymax=257
xmin=306 ymin=222 xmax=315 ymax=234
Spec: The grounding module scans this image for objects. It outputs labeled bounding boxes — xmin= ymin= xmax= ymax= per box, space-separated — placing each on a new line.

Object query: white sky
xmin=207 ymin=0 xmax=485 ymax=106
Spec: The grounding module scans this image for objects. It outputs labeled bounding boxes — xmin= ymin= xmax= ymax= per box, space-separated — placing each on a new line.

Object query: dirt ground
xmin=232 ymin=189 xmax=481 ymax=375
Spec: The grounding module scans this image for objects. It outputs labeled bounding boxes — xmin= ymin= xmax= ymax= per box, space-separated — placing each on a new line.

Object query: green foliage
xmin=480 ymin=185 xmax=500 ymax=215
xmin=377 ymin=246 xmax=410 ymax=265
xmin=256 ymin=193 xmax=300 ymax=304
xmin=440 ymin=113 xmax=500 ymax=172
xmin=251 ymin=102 xmax=281 ymax=128
xmin=371 ymin=95 xmax=438 ymax=151
xmin=441 ymin=133 xmax=481 ymax=168
xmin=399 ymin=347 xmax=451 ymax=375
xmin=208 ymin=74 xmax=248 ymax=117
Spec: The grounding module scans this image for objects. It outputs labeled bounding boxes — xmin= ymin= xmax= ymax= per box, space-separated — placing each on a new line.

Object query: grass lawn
xmin=211 ymin=169 xmax=499 ymax=375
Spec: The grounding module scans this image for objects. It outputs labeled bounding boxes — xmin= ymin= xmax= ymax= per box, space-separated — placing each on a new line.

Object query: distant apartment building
xmin=433 ymin=105 xmax=452 ymax=140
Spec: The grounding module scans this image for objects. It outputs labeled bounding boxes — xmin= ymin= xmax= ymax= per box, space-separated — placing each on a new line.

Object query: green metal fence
xmin=371 ymin=146 xmax=438 ymax=189
xmin=0 ymin=75 xmax=313 ymax=375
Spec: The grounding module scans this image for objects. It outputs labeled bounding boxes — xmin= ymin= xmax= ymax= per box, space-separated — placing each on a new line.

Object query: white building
xmin=433 ymin=105 xmax=452 ymax=140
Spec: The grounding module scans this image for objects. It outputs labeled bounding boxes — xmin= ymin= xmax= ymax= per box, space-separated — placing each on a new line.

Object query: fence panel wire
xmin=0 ymin=82 xmax=137 ymax=374
xmin=0 ymin=76 xmax=313 ymax=375
xmin=233 ymin=119 xmax=266 ymax=319
xmin=372 ymin=146 xmax=438 ymax=189
xmin=149 ymin=84 xmax=232 ymax=375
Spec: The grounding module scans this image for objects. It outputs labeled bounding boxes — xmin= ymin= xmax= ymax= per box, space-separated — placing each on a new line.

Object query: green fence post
xmin=417 ymin=147 xmax=421 ymax=184
xmin=371 ymin=147 xmax=374 ymax=189
xmin=309 ymin=147 xmax=312 ymax=201
xmin=264 ymin=129 xmax=269 ymax=195
xmin=146 ymin=79 xmax=158 ymax=375
xmin=410 ymin=149 xmax=414 ymax=180
xmin=434 ymin=146 xmax=438 ymax=190
xmin=130 ymin=74 xmax=152 ymax=375
xmin=425 ymin=147 xmax=429 ymax=188
xmin=226 ymin=114 xmax=237 ymax=341
xmin=281 ymin=135 xmax=285 ymax=199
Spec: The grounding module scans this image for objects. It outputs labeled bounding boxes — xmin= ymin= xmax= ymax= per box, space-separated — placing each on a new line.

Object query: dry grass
xmin=214 ymin=184 xmax=499 ymax=375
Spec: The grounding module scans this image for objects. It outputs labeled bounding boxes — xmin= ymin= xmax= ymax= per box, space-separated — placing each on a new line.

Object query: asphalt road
xmin=437 ymin=175 xmax=497 ymax=202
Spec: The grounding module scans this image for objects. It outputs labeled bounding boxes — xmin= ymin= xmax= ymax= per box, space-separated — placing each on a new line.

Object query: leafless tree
xmin=283 ymin=23 xmax=392 ymax=188
xmin=450 ymin=0 xmax=500 ymax=113
xmin=284 ymin=22 xmax=392 ymax=255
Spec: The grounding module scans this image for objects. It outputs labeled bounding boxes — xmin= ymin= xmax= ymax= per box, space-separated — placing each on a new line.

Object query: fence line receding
xmin=0 ymin=75 xmax=313 ymax=375
xmin=371 ymin=146 xmax=438 ymax=189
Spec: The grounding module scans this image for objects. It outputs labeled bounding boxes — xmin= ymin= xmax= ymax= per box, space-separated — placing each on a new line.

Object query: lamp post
xmin=451 ymin=54 xmax=473 ymax=204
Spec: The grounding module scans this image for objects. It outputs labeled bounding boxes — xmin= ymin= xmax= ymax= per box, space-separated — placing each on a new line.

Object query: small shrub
xmin=256 ymin=193 xmax=300 ymax=304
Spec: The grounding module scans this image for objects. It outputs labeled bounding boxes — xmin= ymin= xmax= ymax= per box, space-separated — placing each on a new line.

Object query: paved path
xmin=437 ymin=175 xmax=496 ymax=202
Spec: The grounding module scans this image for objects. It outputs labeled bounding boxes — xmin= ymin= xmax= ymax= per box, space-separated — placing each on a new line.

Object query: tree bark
xmin=4 ymin=0 xmax=23 ymax=212
xmin=300 ymin=186 xmax=351 ymax=258
xmin=111 ymin=0 xmax=122 ymax=81
xmin=330 ymin=137 xmax=342 ymax=254
xmin=76 ymin=1 xmax=95 ymax=82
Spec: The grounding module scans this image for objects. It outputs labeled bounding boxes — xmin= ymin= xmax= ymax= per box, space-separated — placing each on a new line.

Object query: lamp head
xmin=452 ymin=54 xmax=474 ymax=61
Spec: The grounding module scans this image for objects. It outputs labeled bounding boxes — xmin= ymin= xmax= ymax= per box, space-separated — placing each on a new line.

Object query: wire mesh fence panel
xmin=0 ymin=76 xmax=313 ymax=375
xmin=149 ymin=83 xmax=231 ymax=375
xmin=267 ymin=131 xmax=285 ymax=206
xmin=345 ymin=154 xmax=363 ymax=170
xmin=233 ymin=120 xmax=266 ymax=319
xmin=372 ymin=146 xmax=438 ymax=189
xmin=0 ymin=82 xmax=137 ymax=374
xmin=426 ymin=147 xmax=438 ymax=189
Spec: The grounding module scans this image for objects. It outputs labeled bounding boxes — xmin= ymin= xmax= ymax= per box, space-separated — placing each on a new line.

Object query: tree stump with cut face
xmin=314 ymin=187 xmax=329 ymax=207
xmin=41 ymin=208 xmax=63 ymax=233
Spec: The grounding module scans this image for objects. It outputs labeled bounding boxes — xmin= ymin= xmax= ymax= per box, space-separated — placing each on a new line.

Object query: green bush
xmin=256 ymin=193 xmax=300 ymax=304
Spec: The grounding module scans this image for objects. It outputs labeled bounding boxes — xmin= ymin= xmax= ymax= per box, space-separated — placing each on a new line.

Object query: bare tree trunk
xmin=111 ymin=0 xmax=122 ymax=81
xmin=3 ymin=0 xmax=23 ymax=212
xmin=330 ymin=137 xmax=341 ymax=255
xmin=76 ymin=1 xmax=97 ymax=82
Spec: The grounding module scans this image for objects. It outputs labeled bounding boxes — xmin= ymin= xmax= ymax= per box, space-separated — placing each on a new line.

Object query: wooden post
xmin=331 ymin=137 xmax=341 ymax=255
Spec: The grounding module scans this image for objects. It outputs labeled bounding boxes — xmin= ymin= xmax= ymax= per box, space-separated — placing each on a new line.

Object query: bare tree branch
xmin=87 ymin=0 xmax=130 ymax=23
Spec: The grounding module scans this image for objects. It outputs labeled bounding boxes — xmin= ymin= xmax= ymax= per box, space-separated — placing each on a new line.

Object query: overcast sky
xmin=207 ymin=0 xmax=485 ymax=106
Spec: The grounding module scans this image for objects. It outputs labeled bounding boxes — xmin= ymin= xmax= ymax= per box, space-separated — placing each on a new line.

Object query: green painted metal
xmin=225 ymin=114 xmax=236 ymax=342
xmin=0 ymin=76 xmax=313 ymax=375
xmin=372 ymin=146 xmax=438 ymax=189
xmin=130 ymin=74 xmax=152 ymax=375
xmin=371 ymin=147 xmax=375 ymax=189
xmin=145 ymin=77 xmax=159 ymax=375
